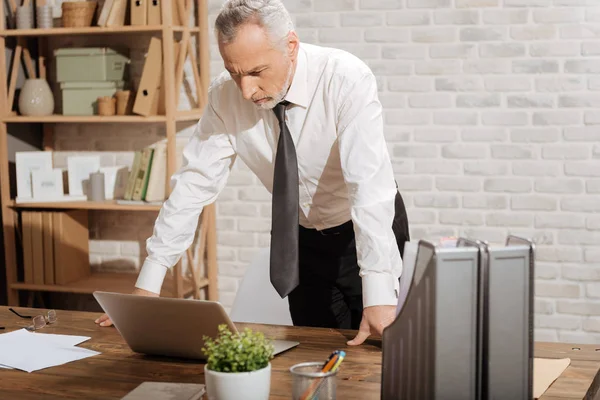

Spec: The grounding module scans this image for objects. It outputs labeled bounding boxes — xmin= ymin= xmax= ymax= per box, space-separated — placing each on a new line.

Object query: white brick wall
xmin=74 ymin=0 xmax=600 ymax=342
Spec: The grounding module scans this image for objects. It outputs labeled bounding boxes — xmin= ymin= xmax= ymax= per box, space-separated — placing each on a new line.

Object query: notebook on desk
xmin=93 ymin=291 xmax=299 ymax=361
xmin=121 ymin=382 xmax=205 ymax=400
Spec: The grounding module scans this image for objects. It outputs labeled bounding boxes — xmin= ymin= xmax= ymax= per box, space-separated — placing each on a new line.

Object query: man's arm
xmin=135 ymin=96 xmax=236 ymax=294
xmin=95 ymin=92 xmax=235 ymax=326
xmin=336 ymin=70 xmax=401 ymax=310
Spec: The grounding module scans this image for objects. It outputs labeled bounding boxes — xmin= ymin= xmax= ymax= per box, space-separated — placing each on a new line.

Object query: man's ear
xmin=287 ymin=31 xmax=300 ymax=61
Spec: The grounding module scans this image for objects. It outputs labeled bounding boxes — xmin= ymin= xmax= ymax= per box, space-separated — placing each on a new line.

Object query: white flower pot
xmin=204 ymin=362 xmax=271 ymax=400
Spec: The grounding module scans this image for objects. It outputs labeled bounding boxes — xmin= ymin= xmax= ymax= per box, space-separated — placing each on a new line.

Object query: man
xmin=96 ymin=0 xmax=409 ymax=346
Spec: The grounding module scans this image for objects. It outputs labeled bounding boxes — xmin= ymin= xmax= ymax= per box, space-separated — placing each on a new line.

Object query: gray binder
xmin=485 ymin=235 xmax=534 ymax=400
xmin=381 ymin=240 xmax=480 ymax=400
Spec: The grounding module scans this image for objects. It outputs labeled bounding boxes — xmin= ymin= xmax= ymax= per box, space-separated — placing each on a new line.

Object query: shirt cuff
xmin=135 ymin=260 xmax=168 ymax=295
xmin=362 ymin=272 xmax=399 ymax=308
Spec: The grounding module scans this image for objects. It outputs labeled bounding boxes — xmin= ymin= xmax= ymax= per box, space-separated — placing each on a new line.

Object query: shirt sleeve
xmin=135 ymin=94 xmax=236 ymax=294
xmin=336 ymin=71 xmax=402 ymax=308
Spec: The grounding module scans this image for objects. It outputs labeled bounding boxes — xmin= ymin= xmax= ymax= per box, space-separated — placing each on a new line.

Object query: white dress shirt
xmin=135 ymin=42 xmax=403 ymax=308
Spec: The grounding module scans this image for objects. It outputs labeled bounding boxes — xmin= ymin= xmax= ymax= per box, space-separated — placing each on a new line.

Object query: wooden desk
xmin=0 ymin=307 xmax=598 ymax=399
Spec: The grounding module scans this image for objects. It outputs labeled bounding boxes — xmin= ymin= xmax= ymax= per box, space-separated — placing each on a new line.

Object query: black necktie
xmin=270 ymin=101 xmax=300 ymax=298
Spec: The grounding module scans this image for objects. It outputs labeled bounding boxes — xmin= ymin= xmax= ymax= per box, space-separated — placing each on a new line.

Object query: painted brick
xmin=408 ymin=94 xmax=453 ymax=108
xmin=511 ymin=196 xmax=558 ymax=211
xmin=484 ymin=178 xmax=532 ymax=193
xmin=435 ymin=177 xmax=482 ymax=192
xmin=511 ymin=128 xmax=560 ymax=142
xmin=534 ymin=214 xmax=585 ymax=228
xmin=382 ymin=45 xmax=427 ymax=60
xmin=491 ymin=144 xmax=535 ymax=159
xmin=460 ymin=27 xmax=506 ymax=42
xmin=436 ymin=77 xmax=483 ymax=91
xmin=413 ymin=194 xmax=460 ymax=208
xmin=414 ymin=129 xmax=459 ymax=142
xmin=364 ymin=28 xmax=410 ymax=42
xmin=542 ymin=145 xmax=590 ymax=160
xmin=389 ymin=77 xmax=432 ymax=92
xmin=462 ymin=195 xmax=508 ymax=209
xmin=511 ymin=25 xmax=557 ymax=40
xmin=533 ymin=111 xmax=581 ymax=126
xmin=434 ymin=10 xmax=479 ymax=25
xmin=485 ymin=77 xmax=532 ymax=92
xmin=386 ymin=11 xmax=431 ymax=25
xmin=464 ymin=161 xmax=510 ymax=176
xmin=463 ymin=60 xmax=511 ymax=74
xmin=535 ymin=178 xmax=585 ymax=194
xmin=486 ymin=212 xmax=533 ymax=227
xmin=535 ymin=282 xmax=580 ymax=298
xmin=315 ymin=0 xmax=356 ymax=12
xmin=433 ymin=111 xmax=478 ymax=125
xmin=358 ymin=0 xmax=402 ymax=8
xmin=430 ymin=44 xmax=476 ymax=59
xmin=480 ymin=43 xmax=526 ymax=58
xmin=412 ymin=27 xmax=457 ymax=43
xmin=462 ymin=128 xmax=507 ymax=142
xmin=537 ymin=247 xmax=583 ymax=262
xmin=561 ymin=197 xmax=600 ymax=212
xmin=439 ymin=210 xmax=484 ymax=226
xmin=340 ymin=12 xmax=384 ymax=27
xmin=531 ymin=42 xmax=579 ymax=57
xmin=512 ymin=161 xmax=561 ymax=177
xmin=536 ymin=77 xmax=585 ymax=92
xmin=414 ymin=161 xmax=462 ymax=175
xmin=482 ymin=111 xmax=529 ymax=126
xmin=483 ymin=9 xmax=529 ymax=24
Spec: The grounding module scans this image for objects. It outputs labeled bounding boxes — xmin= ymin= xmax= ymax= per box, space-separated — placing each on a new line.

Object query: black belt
xmin=300 ymin=219 xmax=353 ymax=236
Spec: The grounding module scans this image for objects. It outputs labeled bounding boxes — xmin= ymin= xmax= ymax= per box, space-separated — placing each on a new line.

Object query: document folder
xmin=381 ymin=240 xmax=480 ymax=400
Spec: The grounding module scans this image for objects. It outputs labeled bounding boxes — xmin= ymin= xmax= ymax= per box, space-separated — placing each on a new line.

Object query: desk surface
xmin=0 ymin=306 xmax=598 ymax=399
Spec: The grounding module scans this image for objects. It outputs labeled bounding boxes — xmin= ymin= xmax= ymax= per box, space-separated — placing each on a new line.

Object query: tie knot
xmin=273 ymin=101 xmax=289 ymax=124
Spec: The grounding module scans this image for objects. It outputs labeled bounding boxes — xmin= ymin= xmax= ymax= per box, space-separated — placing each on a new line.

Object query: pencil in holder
xmin=290 ymin=361 xmax=338 ymax=400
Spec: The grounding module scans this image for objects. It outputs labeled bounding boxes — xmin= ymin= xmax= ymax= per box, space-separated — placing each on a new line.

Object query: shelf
xmin=8 ymin=200 xmax=163 ymax=212
xmin=2 ymin=111 xmax=202 ymax=123
xmin=0 ymin=26 xmax=201 ymax=37
xmin=10 ymin=272 xmax=208 ymax=298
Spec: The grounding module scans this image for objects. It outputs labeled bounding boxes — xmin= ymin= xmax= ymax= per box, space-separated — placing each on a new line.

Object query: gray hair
xmin=215 ymin=0 xmax=294 ymax=50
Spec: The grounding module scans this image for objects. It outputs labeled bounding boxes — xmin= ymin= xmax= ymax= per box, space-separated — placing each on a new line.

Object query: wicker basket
xmin=62 ymin=1 xmax=97 ymax=28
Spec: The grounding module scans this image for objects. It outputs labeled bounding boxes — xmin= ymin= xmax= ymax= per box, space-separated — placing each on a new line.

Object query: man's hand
xmin=347 ymin=305 xmax=397 ymax=346
xmin=94 ymin=288 xmax=159 ymax=327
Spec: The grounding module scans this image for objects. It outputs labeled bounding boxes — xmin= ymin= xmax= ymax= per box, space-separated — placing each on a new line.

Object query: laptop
xmin=93 ymin=291 xmax=299 ymax=360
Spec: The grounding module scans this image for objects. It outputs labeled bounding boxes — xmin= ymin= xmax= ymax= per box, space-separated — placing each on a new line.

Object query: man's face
xmin=219 ymin=23 xmax=298 ymax=110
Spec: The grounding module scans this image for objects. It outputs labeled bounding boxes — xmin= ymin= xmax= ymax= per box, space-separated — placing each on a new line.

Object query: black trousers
xmin=288 ymin=191 xmax=410 ymax=330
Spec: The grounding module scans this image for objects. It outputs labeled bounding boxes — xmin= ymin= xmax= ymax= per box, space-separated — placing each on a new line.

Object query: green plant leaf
xmin=202 ymin=324 xmax=275 ymax=373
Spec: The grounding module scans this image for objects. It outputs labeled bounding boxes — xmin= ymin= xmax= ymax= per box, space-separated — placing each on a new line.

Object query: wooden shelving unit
xmin=0 ymin=1 xmax=218 ymax=307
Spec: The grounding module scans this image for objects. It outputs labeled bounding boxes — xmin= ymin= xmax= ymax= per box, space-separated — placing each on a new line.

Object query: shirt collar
xmin=283 ymin=44 xmax=308 ymax=108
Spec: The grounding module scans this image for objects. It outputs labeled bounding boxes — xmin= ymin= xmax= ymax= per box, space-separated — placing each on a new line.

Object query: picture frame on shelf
xmin=15 ymin=151 xmax=53 ymax=199
xmin=67 ymin=155 xmax=101 ymax=196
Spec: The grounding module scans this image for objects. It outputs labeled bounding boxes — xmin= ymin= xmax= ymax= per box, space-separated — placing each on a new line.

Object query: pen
xmin=300 ymin=350 xmax=346 ymax=400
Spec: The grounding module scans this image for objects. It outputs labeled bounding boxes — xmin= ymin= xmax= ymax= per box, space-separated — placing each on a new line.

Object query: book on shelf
xmin=19 ymin=210 xmax=89 ymax=286
xmin=123 ymin=141 xmax=168 ymax=203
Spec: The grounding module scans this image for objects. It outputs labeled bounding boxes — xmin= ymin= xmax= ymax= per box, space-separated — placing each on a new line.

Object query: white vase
xmin=18 ymin=78 xmax=54 ymax=116
xmin=204 ymin=362 xmax=271 ymax=400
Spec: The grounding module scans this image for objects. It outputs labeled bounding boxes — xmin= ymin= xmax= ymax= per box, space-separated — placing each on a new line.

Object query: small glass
xmin=9 ymin=308 xmax=57 ymax=331
xmin=290 ymin=361 xmax=338 ymax=400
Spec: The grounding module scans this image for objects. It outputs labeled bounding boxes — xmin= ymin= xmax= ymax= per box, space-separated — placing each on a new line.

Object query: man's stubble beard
xmin=255 ymin=59 xmax=294 ymax=110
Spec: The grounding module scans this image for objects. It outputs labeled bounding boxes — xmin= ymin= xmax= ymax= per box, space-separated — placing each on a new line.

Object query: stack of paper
xmin=0 ymin=329 xmax=100 ymax=373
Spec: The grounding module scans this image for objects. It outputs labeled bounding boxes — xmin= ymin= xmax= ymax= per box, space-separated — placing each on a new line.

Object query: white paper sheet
xmin=0 ymin=329 xmax=100 ymax=373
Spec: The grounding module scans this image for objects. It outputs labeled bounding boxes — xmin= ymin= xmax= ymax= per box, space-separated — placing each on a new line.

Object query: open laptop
xmin=93 ymin=291 xmax=299 ymax=360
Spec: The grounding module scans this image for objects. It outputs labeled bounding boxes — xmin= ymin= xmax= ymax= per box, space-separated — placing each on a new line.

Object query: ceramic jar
xmin=18 ymin=79 xmax=54 ymax=116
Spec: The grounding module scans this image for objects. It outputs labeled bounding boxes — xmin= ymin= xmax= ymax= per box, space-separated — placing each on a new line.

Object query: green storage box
xmin=54 ymin=48 xmax=130 ymax=82
xmin=61 ymin=81 xmax=125 ymax=115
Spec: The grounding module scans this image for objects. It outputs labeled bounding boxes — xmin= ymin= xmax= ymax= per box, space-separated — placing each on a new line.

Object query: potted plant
xmin=202 ymin=324 xmax=275 ymax=400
